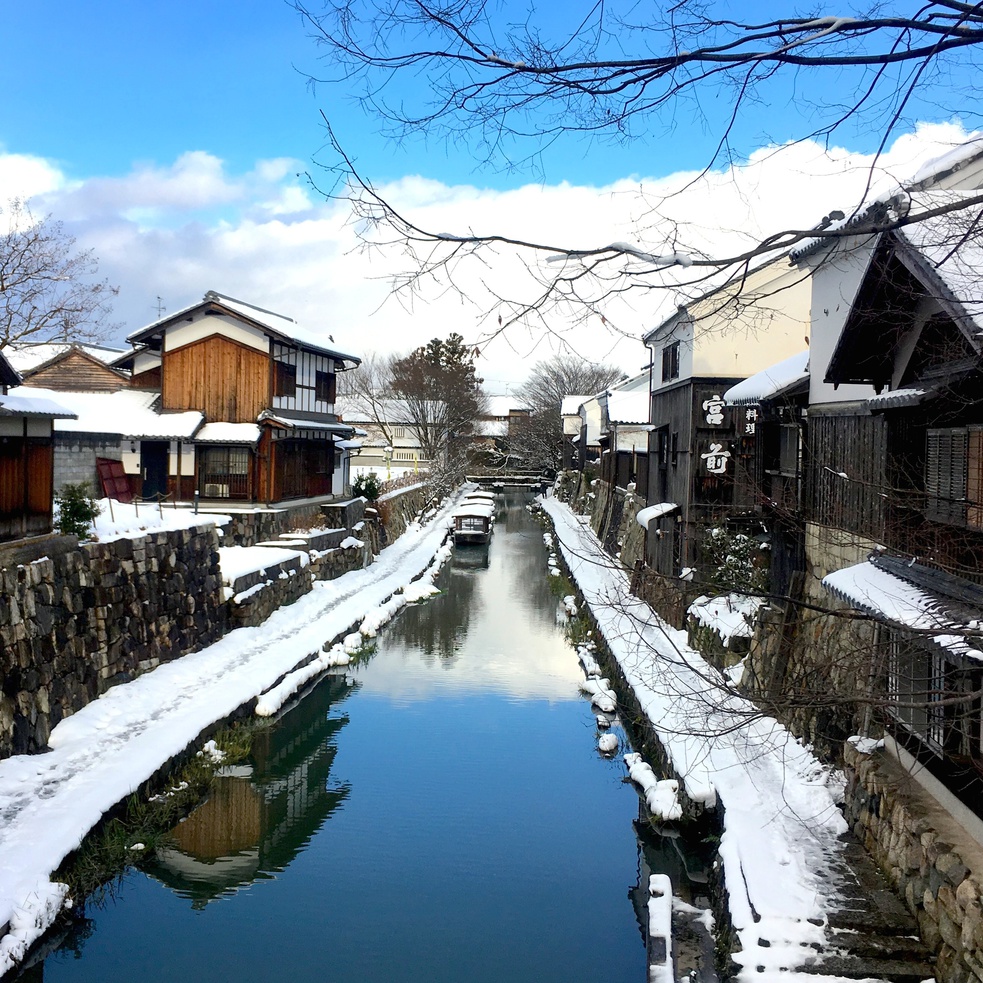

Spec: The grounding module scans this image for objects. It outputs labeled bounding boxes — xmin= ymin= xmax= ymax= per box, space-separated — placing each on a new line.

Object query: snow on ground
xmin=543 ymin=499 xmax=850 ymax=982
xmin=85 ymin=499 xmax=230 ymax=543
xmin=0 ymin=498 xmax=458 ymax=977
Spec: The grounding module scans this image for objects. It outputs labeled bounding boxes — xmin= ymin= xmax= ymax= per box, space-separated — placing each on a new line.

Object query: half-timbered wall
xmin=270 ymin=343 xmax=338 ymax=416
xmin=162 ymin=335 xmax=269 ymax=422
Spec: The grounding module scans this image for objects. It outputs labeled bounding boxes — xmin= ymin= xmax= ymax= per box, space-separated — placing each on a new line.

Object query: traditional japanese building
xmin=639 ymin=255 xmax=810 ymax=623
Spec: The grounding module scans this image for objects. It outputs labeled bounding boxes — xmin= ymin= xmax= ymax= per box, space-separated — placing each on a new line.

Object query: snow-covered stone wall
xmin=0 ymin=524 xmax=227 ymax=757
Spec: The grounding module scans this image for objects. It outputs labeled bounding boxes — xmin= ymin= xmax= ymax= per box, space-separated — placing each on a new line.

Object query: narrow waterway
xmin=24 ymin=493 xmax=709 ymax=983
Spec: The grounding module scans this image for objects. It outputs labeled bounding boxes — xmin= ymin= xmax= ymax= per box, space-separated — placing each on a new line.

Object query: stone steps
xmin=797 ymin=835 xmax=937 ymax=983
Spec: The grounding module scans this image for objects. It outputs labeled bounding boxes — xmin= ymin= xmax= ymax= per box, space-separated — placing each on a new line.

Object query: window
xmin=886 ymin=631 xmax=981 ymax=759
xmin=315 ymin=370 xmax=336 ymax=403
xmin=926 ymin=427 xmax=983 ymax=527
xmin=275 ymin=362 xmax=297 ymax=398
xmin=661 ymin=342 xmax=680 ymax=382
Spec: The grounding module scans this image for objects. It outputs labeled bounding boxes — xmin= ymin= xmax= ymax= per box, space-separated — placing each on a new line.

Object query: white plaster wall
xmin=164 ymin=313 xmax=268 ymax=354
xmin=133 ymin=350 xmax=161 ymax=374
xmin=803 ymin=236 xmax=879 ymax=406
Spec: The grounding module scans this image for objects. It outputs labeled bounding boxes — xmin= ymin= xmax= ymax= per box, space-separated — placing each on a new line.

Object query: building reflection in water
xmin=146 ymin=673 xmax=354 ymax=908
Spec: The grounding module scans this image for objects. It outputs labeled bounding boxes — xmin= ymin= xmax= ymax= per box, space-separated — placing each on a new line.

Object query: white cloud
xmin=2 ymin=119 xmax=978 ymax=389
xmin=0 ymin=149 xmax=66 ymax=200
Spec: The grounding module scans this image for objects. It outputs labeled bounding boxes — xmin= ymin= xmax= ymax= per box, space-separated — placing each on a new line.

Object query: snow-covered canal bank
xmin=542 ymin=500 xmax=857 ymax=982
xmin=0 ymin=497 xmax=459 ymax=976
xmin=5 ymin=492 xmax=694 ymax=982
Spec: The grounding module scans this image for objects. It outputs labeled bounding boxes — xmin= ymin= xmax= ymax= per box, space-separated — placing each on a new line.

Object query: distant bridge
xmin=465 ymin=472 xmax=553 ymax=490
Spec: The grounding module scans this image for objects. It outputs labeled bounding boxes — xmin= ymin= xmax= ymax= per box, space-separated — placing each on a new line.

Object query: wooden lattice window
xmin=925 ymin=428 xmax=983 ymax=527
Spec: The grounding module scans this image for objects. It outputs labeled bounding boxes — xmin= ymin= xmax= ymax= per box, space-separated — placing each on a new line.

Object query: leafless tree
xmin=297 ymin=0 xmax=983 ymax=340
xmin=0 ymin=199 xmax=118 ymax=349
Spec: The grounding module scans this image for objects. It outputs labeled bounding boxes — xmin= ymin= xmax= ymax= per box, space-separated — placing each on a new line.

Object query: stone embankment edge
xmin=537 ymin=504 xmax=735 ymax=981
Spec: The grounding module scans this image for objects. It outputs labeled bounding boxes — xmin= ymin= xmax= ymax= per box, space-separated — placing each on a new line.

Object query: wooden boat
xmin=453 ymin=501 xmax=494 ymax=545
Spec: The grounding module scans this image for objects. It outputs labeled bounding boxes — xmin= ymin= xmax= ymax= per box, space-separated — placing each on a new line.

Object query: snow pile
xmin=561 ymin=595 xmax=578 ymax=616
xmin=688 ymin=593 xmax=763 ymax=647
xmin=579 ymin=677 xmax=617 ymax=713
xmin=0 ymin=881 xmax=70 ymax=978
xmin=635 ymin=503 xmax=677 ymax=529
xmin=723 ymin=350 xmax=809 ymax=405
xmin=624 ymin=753 xmax=683 ymax=821
xmin=597 ymin=733 xmax=619 ymax=755
xmin=847 ymin=735 xmax=884 ymax=755
xmin=255 ymin=645 xmax=353 ymax=717
xmin=648 ymin=874 xmax=674 ymax=983
xmin=544 ymin=499 xmax=850 ymax=979
xmin=543 ymin=532 xmax=562 ymax=577
xmin=196 ymin=740 xmax=225 ymax=764
xmin=88 ymin=499 xmax=230 ymax=543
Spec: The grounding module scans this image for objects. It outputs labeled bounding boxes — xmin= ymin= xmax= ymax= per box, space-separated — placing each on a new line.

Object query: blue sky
xmin=1 ymin=1 xmax=980 ymax=388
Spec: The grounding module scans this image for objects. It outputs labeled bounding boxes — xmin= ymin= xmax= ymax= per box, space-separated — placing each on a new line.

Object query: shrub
xmin=56 ymin=482 xmax=102 ymax=539
xmin=352 ymin=472 xmax=381 ymax=501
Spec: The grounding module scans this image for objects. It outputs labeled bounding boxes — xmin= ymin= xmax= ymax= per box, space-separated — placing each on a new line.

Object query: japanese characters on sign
xmin=744 ymin=406 xmax=759 ymax=436
xmin=701 ymin=442 xmax=732 ymax=475
xmin=702 ymin=393 xmax=725 ymax=426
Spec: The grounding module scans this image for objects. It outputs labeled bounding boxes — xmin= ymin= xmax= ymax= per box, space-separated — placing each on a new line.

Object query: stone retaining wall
xmin=0 ymin=524 xmax=226 ymax=756
xmin=844 ymin=742 xmax=983 ymax=983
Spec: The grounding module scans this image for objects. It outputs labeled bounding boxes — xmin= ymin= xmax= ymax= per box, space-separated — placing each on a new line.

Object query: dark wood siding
xmin=806 ymin=411 xmax=887 ymax=541
xmin=0 ymin=436 xmax=54 ymax=541
xmin=162 ymin=335 xmax=270 ymax=422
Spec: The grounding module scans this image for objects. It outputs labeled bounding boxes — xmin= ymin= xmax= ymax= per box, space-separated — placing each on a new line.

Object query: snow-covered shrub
xmin=352 ymin=472 xmax=382 ymax=501
xmin=55 ymin=482 xmax=102 ymax=539
xmin=699 ymin=524 xmax=768 ymax=594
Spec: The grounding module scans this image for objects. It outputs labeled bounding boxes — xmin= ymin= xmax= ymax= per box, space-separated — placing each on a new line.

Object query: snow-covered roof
xmin=195 ymin=422 xmax=262 ymax=446
xmin=561 ymin=395 xmax=590 ymax=416
xmin=485 ymin=394 xmax=530 ymax=417
xmin=636 ymin=503 xmax=679 ymax=529
xmin=606 ymin=390 xmax=649 ymax=425
xmin=823 ymin=559 xmax=983 ymax=662
xmin=476 ymin=418 xmax=507 ymax=438
xmin=335 ymin=397 xmax=417 ymax=424
xmin=11 ymin=386 xmax=203 ymax=438
xmin=453 ymin=503 xmax=494 ymax=519
xmin=3 ymin=343 xmax=126 ymax=375
xmin=724 ymin=350 xmax=810 ymax=405
xmin=0 ymin=392 xmax=76 ymax=419
xmin=864 ymin=387 xmax=937 ymax=411
xmin=257 ymin=410 xmax=354 ymax=437
xmin=910 ymin=133 xmax=983 ymax=188
xmin=898 ymin=204 xmax=983 ymax=333
xmin=127 ymin=291 xmax=360 ymax=366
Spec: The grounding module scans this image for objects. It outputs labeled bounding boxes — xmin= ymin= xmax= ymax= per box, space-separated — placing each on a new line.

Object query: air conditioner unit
xmin=203 ymin=483 xmax=229 ymax=498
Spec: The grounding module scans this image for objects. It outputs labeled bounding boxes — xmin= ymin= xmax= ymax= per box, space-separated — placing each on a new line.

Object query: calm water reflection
xmin=32 ymin=492 xmax=671 ymax=983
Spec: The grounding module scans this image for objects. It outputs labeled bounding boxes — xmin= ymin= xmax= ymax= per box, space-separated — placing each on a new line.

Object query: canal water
xmin=26 ymin=493 xmax=710 ymax=983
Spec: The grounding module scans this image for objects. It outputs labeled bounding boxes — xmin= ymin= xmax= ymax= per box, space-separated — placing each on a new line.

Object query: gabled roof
xmin=825 ymin=203 xmax=983 ymax=389
xmin=126 ymin=291 xmax=361 ymax=366
xmin=14 ymin=343 xmax=132 ymax=389
xmin=2 ymin=342 xmax=126 ymax=376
